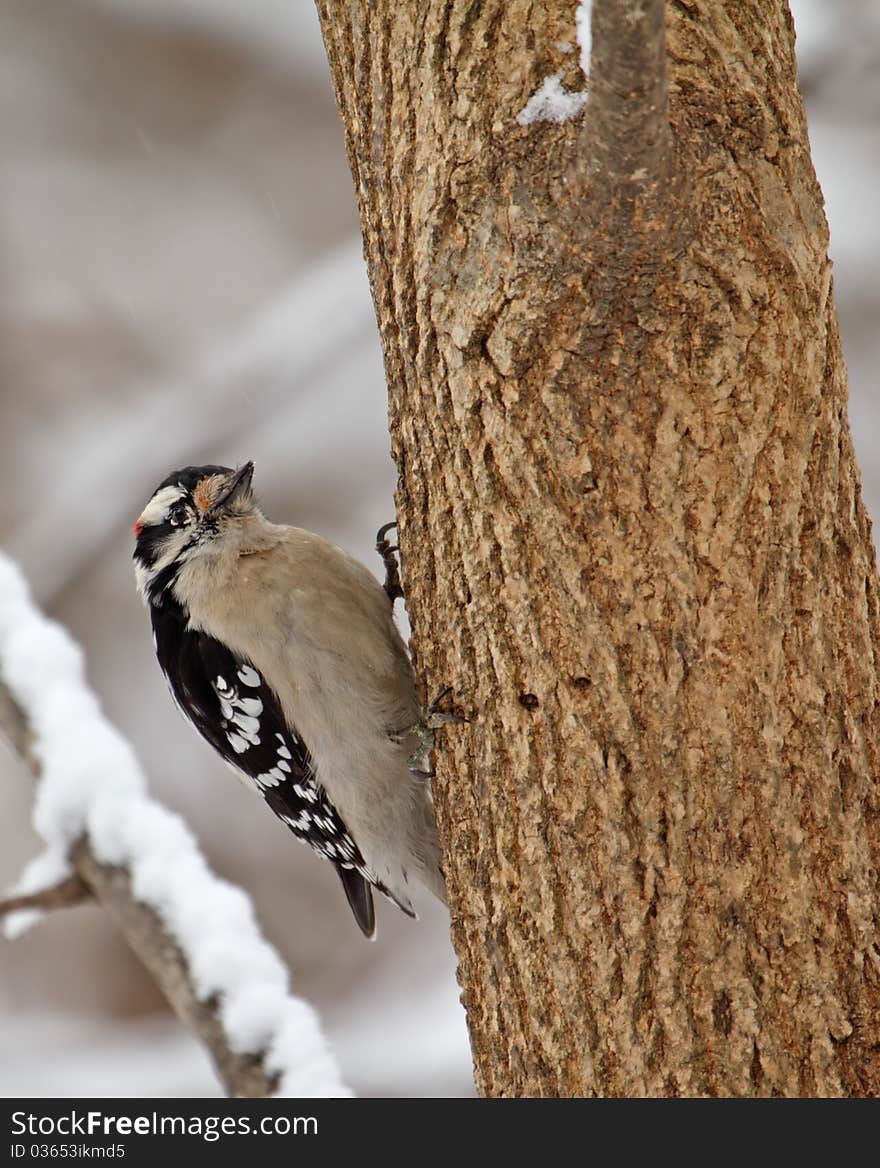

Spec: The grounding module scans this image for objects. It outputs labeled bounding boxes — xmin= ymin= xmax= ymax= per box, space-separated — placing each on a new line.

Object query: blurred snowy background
xmin=0 ymin=0 xmax=877 ymax=1097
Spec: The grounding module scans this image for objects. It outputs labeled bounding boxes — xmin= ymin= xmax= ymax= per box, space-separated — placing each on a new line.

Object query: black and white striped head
xmin=133 ymin=462 xmax=256 ymax=607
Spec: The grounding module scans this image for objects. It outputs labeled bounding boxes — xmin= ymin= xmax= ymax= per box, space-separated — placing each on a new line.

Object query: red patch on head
xmin=132 ymin=520 xmax=143 ymax=537
xmin=193 ymin=477 xmax=216 ymax=514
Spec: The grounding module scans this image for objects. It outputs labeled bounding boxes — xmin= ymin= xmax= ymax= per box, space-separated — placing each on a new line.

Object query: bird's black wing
xmin=150 ymin=605 xmax=379 ymax=936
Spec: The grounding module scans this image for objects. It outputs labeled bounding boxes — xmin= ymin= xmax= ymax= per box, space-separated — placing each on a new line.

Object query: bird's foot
xmin=422 ymin=685 xmax=469 ymax=730
xmin=391 ymin=686 xmax=469 ymax=777
xmin=376 ymin=520 xmax=404 ymax=603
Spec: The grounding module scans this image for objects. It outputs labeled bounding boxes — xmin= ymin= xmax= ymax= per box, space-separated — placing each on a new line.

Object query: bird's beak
xmin=209 ymin=461 xmax=255 ymax=514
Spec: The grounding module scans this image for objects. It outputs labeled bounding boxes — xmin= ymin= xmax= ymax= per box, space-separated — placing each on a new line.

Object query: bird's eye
xmin=168 ymin=503 xmax=189 ymax=528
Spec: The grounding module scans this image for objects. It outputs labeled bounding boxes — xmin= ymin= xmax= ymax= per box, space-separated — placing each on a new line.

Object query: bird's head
xmin=133 ymin=461 xmax=257 ymax=606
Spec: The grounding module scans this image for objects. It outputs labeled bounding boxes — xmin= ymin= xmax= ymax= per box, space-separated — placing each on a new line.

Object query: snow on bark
xmin=517 ymin=1 xmax=591 ymax=126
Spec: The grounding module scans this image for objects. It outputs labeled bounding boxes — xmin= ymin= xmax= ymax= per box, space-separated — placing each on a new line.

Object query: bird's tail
xmin=335 ymin=865 xmax=376 ymax=939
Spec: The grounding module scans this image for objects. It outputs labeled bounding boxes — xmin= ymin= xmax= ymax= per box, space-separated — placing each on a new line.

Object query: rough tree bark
xmin=316 ymin=0 xmax=880 ymax=1095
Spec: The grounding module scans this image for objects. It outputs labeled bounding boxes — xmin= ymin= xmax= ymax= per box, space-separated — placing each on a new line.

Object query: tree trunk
xmin=316 ymin=0 xmax=880 ymax=1096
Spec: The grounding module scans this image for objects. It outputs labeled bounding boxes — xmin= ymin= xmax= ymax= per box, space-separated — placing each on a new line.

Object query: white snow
xmin=3 ymin=846 xmax=71 ymax=940
xmin=0 ymin=551 xmax=350 ymax=1098
xmin=575 ymin=1 xmax=592 ymax=79
xmin=518 ymin=1 xmax=592 ymax=126
xmin=518 ymin=76 xmax=588 ymax=127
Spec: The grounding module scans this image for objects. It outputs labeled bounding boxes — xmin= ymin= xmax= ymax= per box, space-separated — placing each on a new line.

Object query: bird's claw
xmin=423 ymin=685 xmax=470 ymax=730
xmin=394 ymin=685 xmax=469 ymax=777
xmin=376 ymin=520 xmax=404 ymax=603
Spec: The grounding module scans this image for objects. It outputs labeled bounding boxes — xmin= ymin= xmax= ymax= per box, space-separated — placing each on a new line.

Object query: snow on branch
xmin=0 ymin=550 xmax=350 ymax=1099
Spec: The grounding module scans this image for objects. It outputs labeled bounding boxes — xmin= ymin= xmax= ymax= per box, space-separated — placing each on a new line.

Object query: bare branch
xmin=0 ymin=873 xmax=89 ymax=918
xmin=586 ymin=0 xmax=672 ymax=190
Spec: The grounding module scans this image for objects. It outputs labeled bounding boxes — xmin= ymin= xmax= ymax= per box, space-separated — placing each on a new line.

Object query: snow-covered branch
xmin=0 ymin=550 xmax=350 ymax=1099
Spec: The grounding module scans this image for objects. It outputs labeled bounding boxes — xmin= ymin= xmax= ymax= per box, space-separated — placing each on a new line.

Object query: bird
xmin=132 ymin=461 xmax=451 ymax=937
